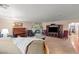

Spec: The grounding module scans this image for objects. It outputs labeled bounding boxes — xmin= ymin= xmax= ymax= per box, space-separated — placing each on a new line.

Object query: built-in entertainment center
xmin=48 ymin=26 xmax=58 ymax=33
xmin=46 ymin=24 xmax=63 ymax=38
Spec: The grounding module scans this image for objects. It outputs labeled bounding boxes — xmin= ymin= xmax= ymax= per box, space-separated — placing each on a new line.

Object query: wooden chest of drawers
xmin=13 ymin=28 xmax=27 ymax=37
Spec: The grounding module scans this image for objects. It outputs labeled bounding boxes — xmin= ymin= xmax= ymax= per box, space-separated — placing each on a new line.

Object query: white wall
xmin=0 ymin=19 xmax=79 ymax=35
xmin=42 ymin=19 xmax=79 ymax=30
xmin=0 ymin=19 xmax=35 ymax=35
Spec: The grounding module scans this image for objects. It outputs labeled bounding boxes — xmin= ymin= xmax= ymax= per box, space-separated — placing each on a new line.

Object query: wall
xmin=0 ymin=19 xmax=79 ymax=35
xmin=42 ymin=19 xmax=79 ymax=30
xmin=0 ymin=19 xmax=34 ymax=35
xmin=0 ymin=20 xmax=13 ymax=35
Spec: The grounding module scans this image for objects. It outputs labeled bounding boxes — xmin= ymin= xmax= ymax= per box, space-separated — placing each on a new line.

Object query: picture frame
xmin=14 ymin=22 xmax=23 ymax=27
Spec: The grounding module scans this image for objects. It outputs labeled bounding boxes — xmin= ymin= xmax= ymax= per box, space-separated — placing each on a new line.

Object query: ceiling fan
xmin=0 ymin=4 xmax=9 ymax=9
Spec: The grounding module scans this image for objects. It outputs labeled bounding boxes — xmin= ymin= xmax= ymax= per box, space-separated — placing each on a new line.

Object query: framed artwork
xmin=14 ymin=22 xmax=23 ymax=27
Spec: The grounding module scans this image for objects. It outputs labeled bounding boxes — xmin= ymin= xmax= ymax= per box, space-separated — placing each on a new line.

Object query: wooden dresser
xmin=13 ymin=28 xmax=27 ymax=37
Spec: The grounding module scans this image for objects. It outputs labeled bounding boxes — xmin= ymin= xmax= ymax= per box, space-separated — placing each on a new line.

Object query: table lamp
xmin=1 ymin=29 xmax=9 ymax=37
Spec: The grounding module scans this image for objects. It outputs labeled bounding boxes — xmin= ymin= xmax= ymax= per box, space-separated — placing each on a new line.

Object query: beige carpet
xmin=45 ymin=37 xmax=77 ymax=54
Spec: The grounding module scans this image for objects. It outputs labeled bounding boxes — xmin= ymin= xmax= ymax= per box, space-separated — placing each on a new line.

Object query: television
xmin=48 ymin=27 xmax=58 ymax=32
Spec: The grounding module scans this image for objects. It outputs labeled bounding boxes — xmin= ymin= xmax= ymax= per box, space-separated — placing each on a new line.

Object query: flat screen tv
xmin=48 ymin=27 xmax=58 ymax=32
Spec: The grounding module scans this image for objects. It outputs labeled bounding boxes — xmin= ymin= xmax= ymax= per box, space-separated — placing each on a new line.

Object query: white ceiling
xmin=0 ymin=4 xmax=79 ymax=22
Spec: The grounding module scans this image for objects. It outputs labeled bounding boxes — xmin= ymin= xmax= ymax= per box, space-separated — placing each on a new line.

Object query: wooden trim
xmin=43 ymin=41 xmax=49 ymax=54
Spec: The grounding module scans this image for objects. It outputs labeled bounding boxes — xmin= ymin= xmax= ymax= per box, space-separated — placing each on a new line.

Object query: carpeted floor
xmin=45 ymin=36 xmax=77 ymax=54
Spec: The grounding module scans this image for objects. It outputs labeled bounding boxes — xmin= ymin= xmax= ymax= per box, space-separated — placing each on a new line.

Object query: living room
xmin=0 ymin=4 xmax=79 ymax=54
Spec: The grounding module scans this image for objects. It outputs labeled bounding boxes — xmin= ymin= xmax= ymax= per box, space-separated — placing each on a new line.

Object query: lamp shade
xmin=1 ymin=29 xmax=9 ymax=34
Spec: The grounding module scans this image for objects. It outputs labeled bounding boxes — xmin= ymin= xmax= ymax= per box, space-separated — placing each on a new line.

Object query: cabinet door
xmin=13 ymin=28 xmax=27 ymax=37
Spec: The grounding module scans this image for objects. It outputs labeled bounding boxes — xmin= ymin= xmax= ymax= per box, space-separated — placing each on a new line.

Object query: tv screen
xmin=48 ymin=27 xmax=58 ymax=32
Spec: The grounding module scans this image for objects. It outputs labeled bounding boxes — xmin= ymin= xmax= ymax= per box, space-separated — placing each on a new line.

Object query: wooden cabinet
xmin=46 ymin=24 xmax=63 ymax=38
xmin=13 ymin=28 xmax=27 ymax=37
